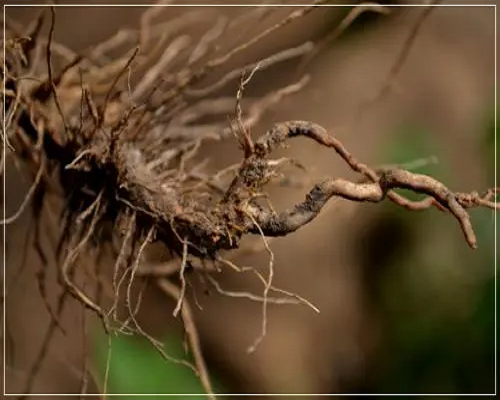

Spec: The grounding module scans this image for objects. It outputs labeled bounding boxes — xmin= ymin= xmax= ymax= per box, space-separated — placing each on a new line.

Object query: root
xmin=3 ymin=3 xmax=498 ymax=397
xmin=185 ymin=42 xmax=313 ymax=98
xmin=21 ymin=288 xmax=69 ymax=398
xmin=60 ymin=191 xmax=110 ymax=331
xmin=297 ymin=3 xmax=390 ymax=74
xmin=245 ymin=212 xmax=274 ymax=354
xmin=79 ymin=305 xmax=89 ymax=399
xmin=173 ymin=238 xmax=189 ymax=317
xmin=44 ymin=7 xmax=69 ymax=136
xmin=206 ymin=274 xmax=318 ymax=310
xmin=102 ymin=333 xmax=112 ymax=397
xmin=122 ymin=225 xmax=155 ymax=331
xmin=240 ymin=266 xmax=320 ymax=314
xmin=1 ymin=155 xmax=45 ymax=225
xmin=108 ymin=212 xmax=136 ymax=321
xmin=230 ymin=120 xmax=496 ymax=250
xmin=157 ymin=278 xmax=215 ymax=400
xmin=355 ymin=0 xmax=442 ymax=121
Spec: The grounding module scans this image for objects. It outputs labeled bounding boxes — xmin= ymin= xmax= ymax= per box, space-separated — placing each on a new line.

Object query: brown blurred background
xmin=3 ymin=1 xmax=497 ymax=397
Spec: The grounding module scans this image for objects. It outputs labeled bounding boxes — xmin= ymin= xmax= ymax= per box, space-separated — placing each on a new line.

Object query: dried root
xmin=2 ymin=2 xmax=497 ymax=398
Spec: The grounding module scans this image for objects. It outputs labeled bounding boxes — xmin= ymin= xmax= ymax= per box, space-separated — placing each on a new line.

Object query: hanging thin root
xmin=156 ymin=278 xmax=215 ymax=400
xmin=205 ymin=275 xmax=316 ymax=308
xmin=239 ymin=266 xmax=320 ymax=314
xmin=60 ymin=193 xmax=109 ymax=332
xmin=108 ymin=212 xmax=136 ymax=321
xmin=245 ymin=212 xmax=274 ymax=354
xmin=1 ymin=156 xmax=45 ymax=225
xmin=122 ymin=226 xmax=155 ymax=331
xmin=21 ymin=287 xmax=70 ymax=398
xmin=173 ymin=239 xmax=189 ymax=317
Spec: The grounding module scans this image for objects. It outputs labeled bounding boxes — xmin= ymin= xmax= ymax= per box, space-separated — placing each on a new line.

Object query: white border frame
xmin=2 ymin=2 xmax=497 ymax=397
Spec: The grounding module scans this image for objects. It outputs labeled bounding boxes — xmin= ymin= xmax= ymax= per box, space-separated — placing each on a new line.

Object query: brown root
xmin=3 ymin=3 xmax=497 ymax=398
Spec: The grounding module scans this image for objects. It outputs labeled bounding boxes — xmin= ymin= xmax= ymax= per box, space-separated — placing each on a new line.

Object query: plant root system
xmin=2 ymin=3 xmax=497 ymax=398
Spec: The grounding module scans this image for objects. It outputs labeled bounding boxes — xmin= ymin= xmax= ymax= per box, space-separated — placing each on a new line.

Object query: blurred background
xmin=3 ymin=0 xmax=497 ymax=397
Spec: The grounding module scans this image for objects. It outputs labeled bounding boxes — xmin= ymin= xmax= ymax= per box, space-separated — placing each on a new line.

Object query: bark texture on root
xmin=2 ymin=3 xmax=498 ymax=398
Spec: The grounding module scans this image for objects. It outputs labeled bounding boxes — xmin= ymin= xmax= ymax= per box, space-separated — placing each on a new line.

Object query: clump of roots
xmin=2 ymin=3 xmax=498 ymax=398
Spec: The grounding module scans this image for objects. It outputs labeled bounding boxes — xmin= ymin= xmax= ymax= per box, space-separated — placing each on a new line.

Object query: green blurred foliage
xmin=359 ymin=111 xmax=497 ymax=394
xmin=93 ymin=331 xmax=223 ymax=398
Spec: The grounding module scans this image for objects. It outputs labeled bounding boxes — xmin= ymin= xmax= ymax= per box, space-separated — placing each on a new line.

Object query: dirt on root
xmin=3 ymin=1 xmax=496 ymax=396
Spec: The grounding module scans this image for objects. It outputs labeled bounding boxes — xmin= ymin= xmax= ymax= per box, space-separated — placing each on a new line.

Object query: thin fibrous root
xmin=157 ymin=278 xmax=215 ymax=400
